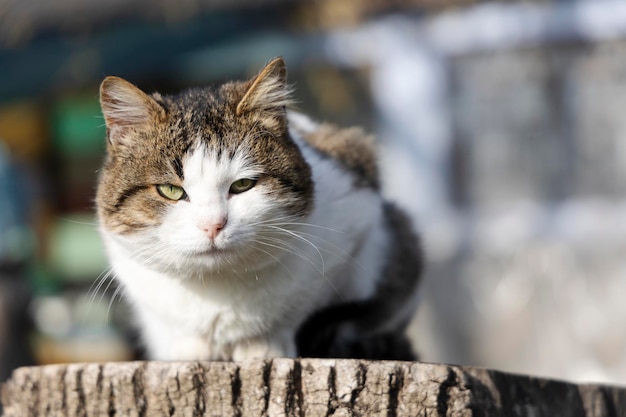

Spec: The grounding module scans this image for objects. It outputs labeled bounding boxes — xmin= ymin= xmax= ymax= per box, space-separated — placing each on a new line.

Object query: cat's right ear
xmin=99 ymin=76 xmax=165 ymax=147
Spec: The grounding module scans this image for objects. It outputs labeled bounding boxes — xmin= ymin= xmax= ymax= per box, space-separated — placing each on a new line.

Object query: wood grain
xmin=3 ymin=359 xmax=626 ymax=416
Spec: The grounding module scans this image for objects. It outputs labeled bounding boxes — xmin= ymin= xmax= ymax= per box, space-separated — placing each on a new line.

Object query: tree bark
xmin=2 ymin=359 xmax=626 ymax=417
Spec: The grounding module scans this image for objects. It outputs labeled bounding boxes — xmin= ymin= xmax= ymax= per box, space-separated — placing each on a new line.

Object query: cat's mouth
xmin=172 ymin=239 xmax=239 ymax=261
xmin=193 ymin=245 xmax=233 ymax=257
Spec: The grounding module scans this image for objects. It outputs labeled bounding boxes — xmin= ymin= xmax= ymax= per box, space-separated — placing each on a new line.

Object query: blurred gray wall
xmin=325 ymin=0 xmax=626 ymax=384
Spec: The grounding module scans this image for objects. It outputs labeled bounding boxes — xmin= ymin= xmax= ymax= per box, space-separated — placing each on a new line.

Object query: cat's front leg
xmin=232 ymin=331 xmax=296 ymax=361
xmin=144 ymin=328 xmax=215 ymax=361
xmin=167 ymin=335 xmax=214 ymax=361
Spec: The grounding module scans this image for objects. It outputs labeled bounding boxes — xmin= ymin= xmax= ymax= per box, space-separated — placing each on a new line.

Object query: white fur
xmin=101 ymin=113 xmax=389 ymax=360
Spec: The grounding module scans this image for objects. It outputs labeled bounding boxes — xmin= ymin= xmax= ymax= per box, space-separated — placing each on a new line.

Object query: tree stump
xmin=2 ymin=359 xmax=626 ymax=416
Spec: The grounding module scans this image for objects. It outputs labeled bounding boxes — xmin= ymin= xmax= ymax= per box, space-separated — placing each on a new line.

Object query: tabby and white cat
xmin=96 ymin=57 xmax=422 ymax=361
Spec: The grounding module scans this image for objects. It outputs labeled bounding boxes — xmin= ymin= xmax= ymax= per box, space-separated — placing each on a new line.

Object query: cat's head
xmin=96 ymin=58 xmax=313 ymax=273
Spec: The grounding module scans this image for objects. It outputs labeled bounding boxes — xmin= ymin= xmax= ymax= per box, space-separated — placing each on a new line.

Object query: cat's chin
xmin=192 ymin=246 xmax=232 ymax=257
xmin=178 ymin=243 xmax=282 ymax=274
xmin=159 ymin=250 xmax=235 ymax=276
xmin=183 ymin=246 xmax=236 ymax=264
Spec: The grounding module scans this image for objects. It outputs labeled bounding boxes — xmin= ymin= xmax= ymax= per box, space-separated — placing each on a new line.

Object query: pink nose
xmin=198 ymin=218 xmax=227 ymax=240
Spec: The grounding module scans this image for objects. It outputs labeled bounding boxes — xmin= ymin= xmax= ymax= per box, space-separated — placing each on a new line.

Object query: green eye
xmin=156 ymin=184 xmax=186 ymax=201
xmin=229 ymin=178 xmax=257 ymax=194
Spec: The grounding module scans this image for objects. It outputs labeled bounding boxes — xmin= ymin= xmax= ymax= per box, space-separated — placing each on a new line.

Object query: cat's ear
xmin=99 ymin=76 xmax=165 ymax=146
xmin=236 ymin=57 xmax=292 ymax=116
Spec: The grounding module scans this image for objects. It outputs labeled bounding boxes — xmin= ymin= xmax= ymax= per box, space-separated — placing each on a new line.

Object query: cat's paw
xmin=168 ymin=336 xmax=213 ymax=361
xmin=232 ymin=335 xmax=296 ymax=361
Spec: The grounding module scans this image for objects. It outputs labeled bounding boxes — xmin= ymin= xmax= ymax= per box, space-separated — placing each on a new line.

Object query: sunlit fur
xmin=96 ymin=58 xmax=421 ymax=360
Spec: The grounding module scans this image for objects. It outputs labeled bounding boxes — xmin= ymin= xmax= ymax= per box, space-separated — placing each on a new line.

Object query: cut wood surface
xmin=2 ymin=359 xmax=626 ymax=416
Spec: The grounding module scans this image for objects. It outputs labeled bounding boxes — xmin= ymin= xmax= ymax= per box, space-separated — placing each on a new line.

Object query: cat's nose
xmin=198 ymin=217 xmax=227 ymax=240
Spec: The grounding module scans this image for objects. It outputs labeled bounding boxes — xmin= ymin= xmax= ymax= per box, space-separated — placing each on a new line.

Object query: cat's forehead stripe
xmin=172 ymin=157 xmax=184 ymax=180
xmin=183 ymin=143 xmax=263 ymax=185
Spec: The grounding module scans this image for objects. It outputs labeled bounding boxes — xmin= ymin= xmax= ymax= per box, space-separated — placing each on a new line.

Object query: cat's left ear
xmin=236 ymin=57 xmax=292 ymax=116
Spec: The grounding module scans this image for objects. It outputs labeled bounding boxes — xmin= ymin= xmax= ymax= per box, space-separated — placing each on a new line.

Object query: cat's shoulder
xmin=288 ymin=112 xmax=379 ymax=189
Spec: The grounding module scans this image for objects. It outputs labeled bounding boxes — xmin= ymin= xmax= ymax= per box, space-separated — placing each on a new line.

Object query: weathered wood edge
xmin=2 ymin=359 xmax=626 ymax=416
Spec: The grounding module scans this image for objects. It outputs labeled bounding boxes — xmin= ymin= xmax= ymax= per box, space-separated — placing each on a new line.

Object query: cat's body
xmin=96 ymin=58 xmax=422 ymax=361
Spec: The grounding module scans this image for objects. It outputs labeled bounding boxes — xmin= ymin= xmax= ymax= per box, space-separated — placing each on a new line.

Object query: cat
xmin=96 ymin=57 xmax=422 ymax=361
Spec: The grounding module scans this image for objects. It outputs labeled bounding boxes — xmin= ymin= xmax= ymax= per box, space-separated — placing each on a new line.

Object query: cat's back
xmin=287 ymin=112 xmax=422 ymax=360
xmin=288 ymin=112 xmax=380 ymax=191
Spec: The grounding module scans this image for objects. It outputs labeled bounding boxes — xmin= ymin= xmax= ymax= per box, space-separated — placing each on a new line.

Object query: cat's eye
xmin=229 ymin=178 xmax=257 ymax=194
xmin=157 ymin=184 xmax=186 ymax=201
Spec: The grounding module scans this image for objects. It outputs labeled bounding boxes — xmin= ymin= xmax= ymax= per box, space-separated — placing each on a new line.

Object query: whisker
xmin=87 ymin=267 xmax=114 ymax=304
xmin=249 ymin=244 xmax=296 ymax=282
xmin=106 ymin=285 xmax=124 ymax=323
xmin=257 ymin=238 xmax=342 ymax=298
xmin=284 ymin=229 xmax=365 ymax=272
xmin=253 ymin=237 xmax=324 ymax=276
xmin=263 ymin=225 xmax=326 ymax=276
xmin=55 ymin=216 xmax=100 ymax=229
xmin=97 ymin=272 xmax=118 ymax=306
xmin=269 ymin=221 xmax=345 ymax=234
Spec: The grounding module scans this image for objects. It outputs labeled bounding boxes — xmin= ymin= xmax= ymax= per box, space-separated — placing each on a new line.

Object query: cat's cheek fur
xmin=155 ymin=188 xmax=290 ymax=265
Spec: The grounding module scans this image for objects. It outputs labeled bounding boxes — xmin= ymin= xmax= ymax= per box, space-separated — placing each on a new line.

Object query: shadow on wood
xmin=2 ymin=359 xmax=626 ymax=416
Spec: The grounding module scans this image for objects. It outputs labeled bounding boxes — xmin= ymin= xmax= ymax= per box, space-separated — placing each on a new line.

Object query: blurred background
xmin=2 ymin=0 xmax=626 ymax=394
